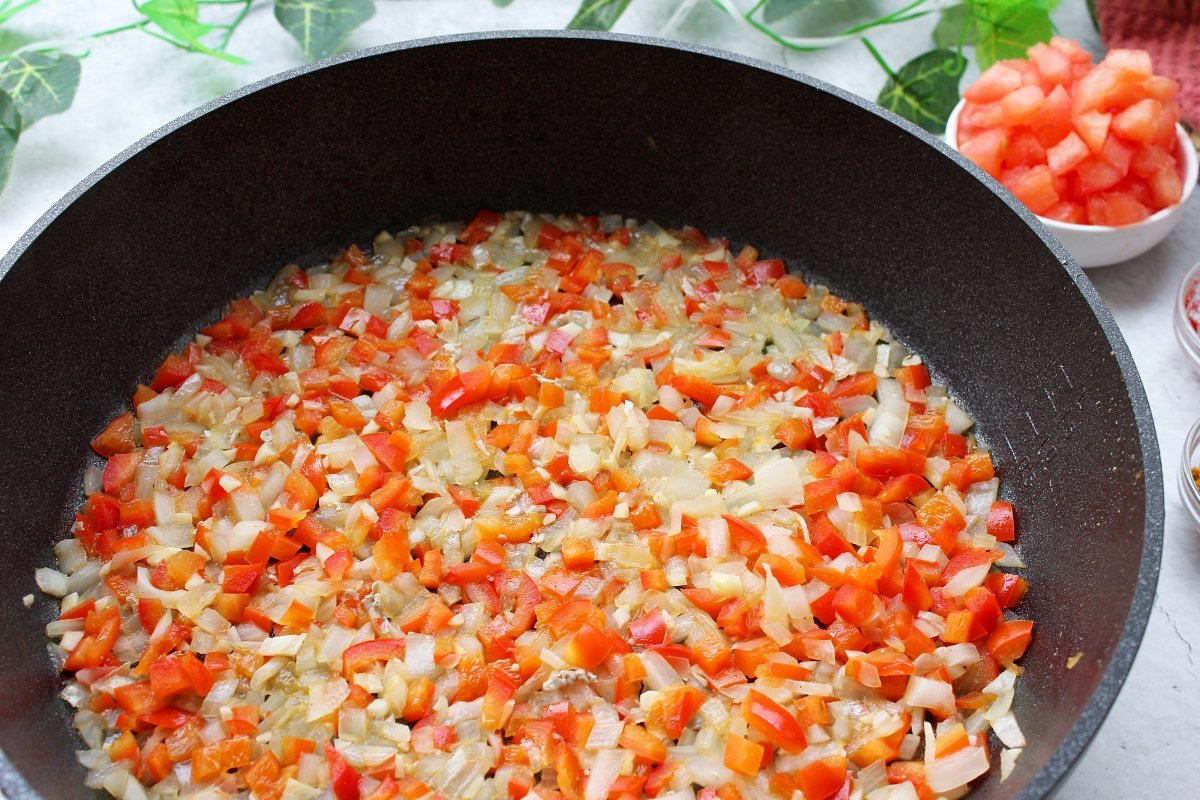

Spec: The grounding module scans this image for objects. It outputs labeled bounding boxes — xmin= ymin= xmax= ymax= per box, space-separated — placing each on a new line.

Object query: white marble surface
xmin=1 ymin=1 xmax=1196 ymax=798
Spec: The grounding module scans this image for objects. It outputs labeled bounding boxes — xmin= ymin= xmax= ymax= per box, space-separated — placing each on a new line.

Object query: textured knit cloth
xmin=1095 ymin=0 xmax=1200 ymax=126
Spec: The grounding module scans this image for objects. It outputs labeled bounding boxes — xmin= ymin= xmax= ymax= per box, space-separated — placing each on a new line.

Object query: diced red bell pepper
xmin=657 ymin=685 xmax=707 ymax=738
xmin=102 ymin=451 xmax=142 ymax=494
xmin=429 ymin=365 xmax=493 ymax=418
xmin=91 ymin=412 xmax=136 ymax=457
xmin=342 ymin=638 xmax=405 ymax=677
xmin=742 ymin=689 xmax=807 ymax=752
xmin=628 ymin=608 xmax=669 ymax=647
xmin=563 ymin=622 xmax=614 ymax=670
xmin=326 ymin=742 xmax=361 ymax=800
xmin=988 ymin=620 xmax=1034 ymax=665
xmin=460 ymin=210 xmax=503 ymax=245
xmin=477 ymin=571 xmax=539 ymax=658
xmin=987 ymin=500 xmax=1016 ymax=542
xmin=64 ymin=604 xmax=121 ymax=671
xmin=481 ymin=670 xmax=518 ymax=731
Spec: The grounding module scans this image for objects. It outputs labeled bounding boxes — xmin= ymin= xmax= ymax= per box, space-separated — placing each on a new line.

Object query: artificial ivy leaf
xmin=974 ymin=0 xmax=1053 ymax=69
xmin=0 ymin=90 xmax=22 ymax=192
xmin=931 ymin=4 xmax=977 ymax=48
xmin=877 ymin=48 xmax=966 ymax=134
xmin=567 ymin=0 xmax=632 ymax=31
xmin=140 ymin=0 xmax=213 ymax=42
xmin=274 ymin=0 xmax=376 ymax=62
xmin=138 ymin=0 xmax=248 ymax=64
xmin=0 ymin=0 xmax=40 ymax=25
xmin=0 ymin=51 xmax=79 ymax=127
xmin=761 ymin=0 xmax=819 ymax=24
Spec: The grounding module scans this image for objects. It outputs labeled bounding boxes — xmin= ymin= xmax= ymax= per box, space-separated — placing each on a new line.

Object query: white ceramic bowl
xmin=945 ymin=99 xmax=1198 ymax=269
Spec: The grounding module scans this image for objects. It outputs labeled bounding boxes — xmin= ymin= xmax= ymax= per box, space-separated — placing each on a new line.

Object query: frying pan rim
xmin=0 ymin=29 xmax=1164 ymax=800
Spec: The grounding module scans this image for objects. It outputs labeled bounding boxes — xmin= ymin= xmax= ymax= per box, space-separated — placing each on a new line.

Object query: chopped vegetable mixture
xmin=39 ymin=212 xmax=1033 ymax=800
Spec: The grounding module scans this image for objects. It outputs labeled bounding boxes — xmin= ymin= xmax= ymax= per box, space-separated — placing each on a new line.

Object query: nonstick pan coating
xmin=0 ymin=31 xmax=1162 ymax=800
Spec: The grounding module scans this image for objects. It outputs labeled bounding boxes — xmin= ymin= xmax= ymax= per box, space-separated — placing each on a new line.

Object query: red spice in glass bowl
xmin=1173 ymin=262 xmax=1200 ymax=372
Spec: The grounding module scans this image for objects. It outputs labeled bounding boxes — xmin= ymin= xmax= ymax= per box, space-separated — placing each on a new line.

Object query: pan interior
xmin=0 ymin=33 xmax=1159 ymax=800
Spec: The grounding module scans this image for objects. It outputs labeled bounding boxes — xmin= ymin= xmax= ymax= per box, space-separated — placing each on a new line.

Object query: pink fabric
xmin=1095 ymin=0 xmax=1200 ymax=125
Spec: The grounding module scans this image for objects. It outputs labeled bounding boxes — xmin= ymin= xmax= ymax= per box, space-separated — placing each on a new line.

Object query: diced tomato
xmin=1132 ymin=143 xmax=1176 ymax=178
xmin=1002 ymin=164 xmax=1059 ymax=214
xmin=1047 ymin=132 xmax=1090 ymax=175
xmin=1002 ymin=130 xmax=1046 ymax=170
xmin=958 ymin=128 xmax=1007 ymax=178
xmin=742 ymin=258 xmax=786 ymax=288
xmin=959 ymin=42 xmax=1182 ymax=219
xmin=1149 ymin=165 xmax=1184 ymax=208
xmin=150 ymin=346 xmax=200 ymax=391
xmin=1042 ymin=200 xmax=1086 ymax=223
xmin=1075 ymin=110 xmax=1111 ymax=153
xmin=1087 ymin=191 xmax=1150 ymax=226
xmin=1000 ymin=85 xmax=1046 ymax=125
xmin=965 ymin=63 xmax=1024 ymax=103
xmin=1112 ymin=98 xmax=1164 ymax=144
xmin=1028 ymin=42 xmax=1073 ymax=85
xmin=102 ymin=451 xmax=142 ymax=494
xmin=1032 ymin=84 xmax=1073 ymax=145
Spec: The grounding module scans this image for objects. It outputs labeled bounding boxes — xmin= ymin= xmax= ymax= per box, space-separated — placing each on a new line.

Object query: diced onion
xmin=1000 ymin=747 xmax=1022 ymax=782
xmin=584 ymin=749 xmax=626 ymax=800
xmin=943 ymin=563 xmax=990 ymax=597
xmin=857 ymin=759 xmax=888 ymax=794
xmin=640 ymin=650 xmax=684 ymax=690
xmin=405 ymin=633 xmax=436 ymax=677
xmin=991 ymin=712 xmax=1026 ymax=748
xmin=585 ymin=705 xmax=623 ymax=749
xmin=307 ymin=677 xmax=351 ymax=722
xmin=903 ymin=676 xmax=956 ymax=716
xmin=35 ymin=568 xmax=69 ymax=597
xmin=751 ymin=458 xmax=806 ymax=509
xmin=700 ymin=516 xmax=730 ymax=559
xmin=259 ymin=633 xmax=307 ymax=657
xmin=865 ymin=782 xmax=918 ymax=800
xmin=945 ymin=400 xmax=974 ymax=434
xmin=925 ymin=746 xmax=989 ymax=793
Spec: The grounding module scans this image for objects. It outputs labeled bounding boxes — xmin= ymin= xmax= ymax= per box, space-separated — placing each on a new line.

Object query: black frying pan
xmin=0 ymin=31 xmax=1162 ymax=800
